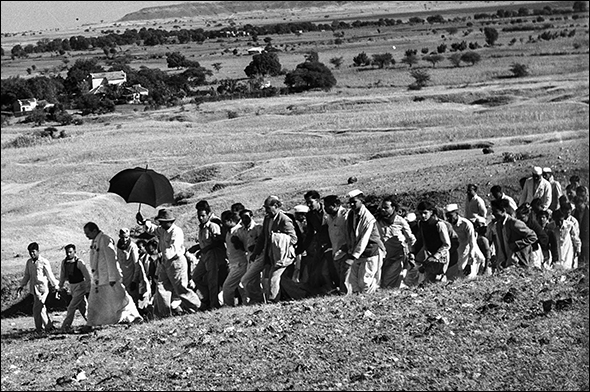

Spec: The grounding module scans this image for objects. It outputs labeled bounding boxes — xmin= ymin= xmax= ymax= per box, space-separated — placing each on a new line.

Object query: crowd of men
xmin=16 ymin=166 xmax=589 ymax=333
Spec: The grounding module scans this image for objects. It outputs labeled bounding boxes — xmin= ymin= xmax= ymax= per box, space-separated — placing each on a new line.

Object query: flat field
xmin=1 ymin=2 xmax=589 ymax=390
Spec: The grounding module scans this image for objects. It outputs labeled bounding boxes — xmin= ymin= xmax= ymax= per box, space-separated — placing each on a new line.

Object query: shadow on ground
xmin=1 ymin=291 xmax=71 ymax=318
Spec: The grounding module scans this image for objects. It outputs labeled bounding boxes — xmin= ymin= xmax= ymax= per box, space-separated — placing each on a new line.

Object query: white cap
xmin=293 ymin=205 xmax=309 ymax=214
xmin=348 ymin=189 xmax=363 ymax=198
xmin=474 ymin=216 xmax=487 ymax=226
xmin=405 ymin=212 xmax=416 ymax=223
xmin=542 ymin=167 xmax=552 ymax=173
xmin=532 ymin=166 xmax=543 ymax=175
xmin=445 ymin=203 xmax=459 ymax=213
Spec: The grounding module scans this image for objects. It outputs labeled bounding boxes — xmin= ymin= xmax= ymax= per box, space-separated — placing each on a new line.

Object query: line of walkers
xmin=15 ymin=166 xmax=588 ymax=333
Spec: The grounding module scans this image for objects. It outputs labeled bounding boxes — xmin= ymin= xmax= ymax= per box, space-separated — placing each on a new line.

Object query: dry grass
xmin=1 ymin=266 xmax=588 ymax=391
xmin=1 ymin=3 xmax=589 ymax=390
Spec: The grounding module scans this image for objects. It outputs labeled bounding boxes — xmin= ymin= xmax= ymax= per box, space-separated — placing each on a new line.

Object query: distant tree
xmin=510 ymin=62 xmax=530 ymax=77
xmin=217 ymin=78 xmax=239 ymax=94
xmin=11 ymin=44 xmax=26 ymax=58
xmin=408 ymin=16 xmax=425 ymax=25
xmin=244 ymin=52 xmax=282 ymax=77
xmin=421 ymin=47 xmax=429 ymax=54
xmin=448 ymin=53 xmax=462 ymax=67
xmin=305 ymin=51 xmax=319 ymax=63
xmin=371 ymin=53 xmax=394 ymax=69
xmin=450 ymin=41 xmax=468 ymax=51
xmin=446 ymin=26 xmax=459 ymax=35
xmin=437 ymin=43 xmax=447 ymax=53
xmin=182 ymin=66 xmax=213 ymax=86
xmin=167 ymin=52 xmax=187 ymax=69
xmin=212 ymin=62 xmax=223 ymax=72
xmin=426 ymin=14 xmax=445 ymax=24
xmin=518 ymin=7 xmax=530 ymax=16
xmin=460 ymin=51 xmax=481 ymax=66
xmin=409 ymin=69 xmax=430 ymax=90
xmin=405 ymin=49 xmax=418 ymax=57
xmin=329 ymin=56 xmax=344 ymax=69
xmin=352 ymin=51 xmax=371 ymax=67
xmin=75 ymin=94 xmax=115 ymax=115
xmin=484 ymin=27 xmax=499 ymax=45
xmin=422 ymin=54 xmax=444 ymax=68
xmin=284 ymin=61 xmax=336 ymax=92
xmin=573 ymin=1 xmax=587 ymax=12
xmin=401 ymin=54 xmax=419 ymax=68
xmin=53 ymin=110 xmax=73 ymax=125
xmin=64 ymin=58 xmax=104 ymax=96
xmin=25 ymin=108 xmax=46 ymax=126
xmin=26 ymin=68 xmax=32 ymax=75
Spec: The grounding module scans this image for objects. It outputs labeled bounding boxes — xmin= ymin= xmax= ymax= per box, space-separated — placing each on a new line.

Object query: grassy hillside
xmin=1 ymin=266 xmax=588 ymax=390
xmin=1 ymin=2 xmax=589 ymax=389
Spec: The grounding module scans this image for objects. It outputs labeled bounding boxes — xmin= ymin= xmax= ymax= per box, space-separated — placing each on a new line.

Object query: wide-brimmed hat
xmin=542 ymin=167 xmax=552 ymax=173
xmin=155 ymin=209 xmax=175 ymax=222
xmin=532 ymin=166 xmax=543 ymax=175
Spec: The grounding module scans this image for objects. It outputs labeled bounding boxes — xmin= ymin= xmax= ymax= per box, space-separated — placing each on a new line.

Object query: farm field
xmin=1 ymin=1 xmax=589 ymax=390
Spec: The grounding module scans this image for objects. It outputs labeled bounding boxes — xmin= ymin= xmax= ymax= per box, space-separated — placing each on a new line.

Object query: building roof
xmin=125 ymin=84 xmax=149 ymax=94
xmin=89 ymin=71 xmax=126 ymax=81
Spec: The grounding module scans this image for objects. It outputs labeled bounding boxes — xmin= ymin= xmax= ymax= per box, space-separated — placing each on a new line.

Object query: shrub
xmin=484 ymin=27 xmax=499 ymax=45
xmin=437 ymin=43 xmax=447 ymax=53
xmin=284 ymin=61 xmax=337 ymax=92
xmin=401 ymin=54 xmax=419 ymax=68
xmin=2 ymin=134 xmax=48 ymax=149
xmin=409 ymin=69 xmax=431 ymax=90
xmin=244 ymin=52 xmax=282 ymax=77
xmin=329 ymin=57 xmax=344 ymax=69
xmin=352 ymin=52 xmax=371 ymax=67
xmin=422 ymin=54 xmax=444 ymax=68
xmin=460 ymin=51 xmax=481 ymax=66
xmin=448 ymin=53 xmax=462 ymax=67
xmin=227 ymin=111 xmax=239 ymax=119
xmin=371 ymin=53 xmax=394 ymax=69
xmin=54 ymin=110 xmax=73 ymax=125
xmin=24 ymin=109 xmax=46 ymax=126
xmin=510 ymin=63 xmax=530 ymax=77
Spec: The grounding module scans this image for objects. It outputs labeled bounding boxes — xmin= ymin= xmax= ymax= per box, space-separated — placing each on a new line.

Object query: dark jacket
xmin=495 ymin=215 xmax=538 ymax=268
xmin=252 ymin=211 xmax=298 ymax=265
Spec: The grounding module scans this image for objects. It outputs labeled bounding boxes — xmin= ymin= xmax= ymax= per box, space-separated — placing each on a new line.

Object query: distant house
xmin=88 ymin=71 xmax=127 ymax=94
xmin=13 ymin=98 xmax=38 ymax=114
xmin=247 ymin=47 xmax=265 ymax=55
xmin=123 ymin=84 xmax=149 ymax=104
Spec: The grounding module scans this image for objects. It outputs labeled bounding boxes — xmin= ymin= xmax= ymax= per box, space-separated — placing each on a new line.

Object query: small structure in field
xmin=13 ymin=98 xmax=38 ymax=114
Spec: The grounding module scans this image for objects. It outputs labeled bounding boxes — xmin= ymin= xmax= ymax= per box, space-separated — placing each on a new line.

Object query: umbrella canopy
xmin=108 ymin=167 xmax=174 ymax=208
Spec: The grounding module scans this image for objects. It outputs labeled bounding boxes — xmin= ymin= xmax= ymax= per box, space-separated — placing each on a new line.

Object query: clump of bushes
xmin=408 ymin=69 xmax=431 ymax=90
xmin=2 ymin=127 xmax=69 ymax=149
xmin=510 ymin=62 xmax=530 ymax=77
xmin=503 ymin=151 xmax=531 ymax=162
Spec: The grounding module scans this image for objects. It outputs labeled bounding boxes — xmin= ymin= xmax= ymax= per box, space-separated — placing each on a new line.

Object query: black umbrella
xmin=108 ymin=166 xmax=174 ymax=212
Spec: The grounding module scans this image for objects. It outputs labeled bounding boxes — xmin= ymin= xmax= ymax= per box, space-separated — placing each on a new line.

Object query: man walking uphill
xmin=136 ymin=209 xmax=201 ymax=316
